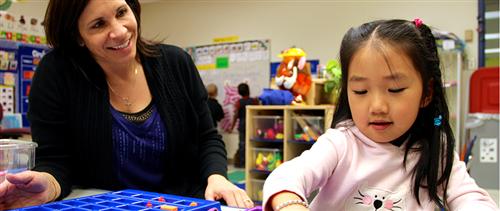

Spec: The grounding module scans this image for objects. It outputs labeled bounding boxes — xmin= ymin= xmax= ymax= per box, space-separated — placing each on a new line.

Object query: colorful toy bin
xmin=252 ymin=147 xmax=283 ymax=171
xmin=292 ymin=115 xmax=325 ymax=142
xmin=252 ymin=115 xmax=284 ymax=141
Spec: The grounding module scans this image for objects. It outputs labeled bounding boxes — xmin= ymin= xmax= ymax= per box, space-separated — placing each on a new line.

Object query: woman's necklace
xmin=107 ymin=66 xmax=138 ymax=110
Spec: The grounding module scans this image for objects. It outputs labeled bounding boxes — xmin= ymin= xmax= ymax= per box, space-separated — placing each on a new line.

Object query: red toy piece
xmin=158 ymin=196 xmax=166 ymax=202
xmin=265 ymin=128 xmax=276 ymax=139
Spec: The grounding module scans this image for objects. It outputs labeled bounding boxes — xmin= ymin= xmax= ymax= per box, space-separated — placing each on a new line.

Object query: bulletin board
xmin=186 ymin=39 xmax=270 ymax=131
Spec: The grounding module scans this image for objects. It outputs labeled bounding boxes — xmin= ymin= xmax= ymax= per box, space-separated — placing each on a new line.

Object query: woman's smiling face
xmin=77 ymin=0 xmax=138 ymax=66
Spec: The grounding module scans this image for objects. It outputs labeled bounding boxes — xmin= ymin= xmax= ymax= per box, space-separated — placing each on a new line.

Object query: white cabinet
xmin=438 ymin=48 xmax=463 ymax=151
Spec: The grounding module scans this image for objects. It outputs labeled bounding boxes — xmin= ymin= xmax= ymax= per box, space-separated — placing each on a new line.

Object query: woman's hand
xmin=205 ymin=174 xmax=254 ymax=208
xmin=0 ymin=171 xmax=60 ymax=210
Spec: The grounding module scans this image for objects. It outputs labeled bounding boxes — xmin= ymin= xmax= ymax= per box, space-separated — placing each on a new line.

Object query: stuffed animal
xmin=274 ymin=47 xmax=312 ymax=104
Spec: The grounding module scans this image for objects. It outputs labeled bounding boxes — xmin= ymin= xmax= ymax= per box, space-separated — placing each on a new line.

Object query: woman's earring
xmin=78 ymin=41 xmax=85 ymax=47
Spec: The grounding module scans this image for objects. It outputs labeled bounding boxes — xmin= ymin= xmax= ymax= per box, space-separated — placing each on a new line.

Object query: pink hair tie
xmin=413 ymin=18 xmax=423 ymax=28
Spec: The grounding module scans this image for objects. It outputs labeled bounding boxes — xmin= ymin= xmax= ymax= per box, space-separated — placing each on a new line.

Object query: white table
xmin=66 ymin=188 xmax=246 ymax=211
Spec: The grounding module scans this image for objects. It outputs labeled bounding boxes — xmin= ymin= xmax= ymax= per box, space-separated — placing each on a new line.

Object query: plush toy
xmin=274 ymin=47 xmax=312 ymax=104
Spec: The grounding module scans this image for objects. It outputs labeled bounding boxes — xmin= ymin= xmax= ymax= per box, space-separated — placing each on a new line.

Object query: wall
xmin=140 ymin=0 xmax=478 ymax=64
xmin=5 ymin=1 xmax=478 ymax=68
xmin=4 ymin=1 xmax=47 ymax=19
xmin=5 ymin=1 xmax=479 ymax=73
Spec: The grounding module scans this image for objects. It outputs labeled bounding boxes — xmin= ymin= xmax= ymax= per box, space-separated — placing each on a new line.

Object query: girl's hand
xmin=0 ymin=171 xmax=60 ymax=210
xmin=205 ymin=174 xmax=254 ymax=208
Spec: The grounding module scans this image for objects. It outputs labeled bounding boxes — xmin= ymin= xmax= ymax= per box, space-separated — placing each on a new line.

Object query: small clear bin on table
xmin=292 ymin=116 xmax=324 ymax=142
xmin=252 ymin=147 xmax=282 ymax=171
xmin=252 ymin=116 xmax=284 ymax=141
xmin=0 ymin=139 xmax=37 ymax=182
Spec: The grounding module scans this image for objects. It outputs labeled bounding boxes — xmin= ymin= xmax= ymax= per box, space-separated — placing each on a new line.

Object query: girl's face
xmin=78 ymin=0 xmax=138 ymax=66
xmin=347 ymin=44 xmax=425 ymax=143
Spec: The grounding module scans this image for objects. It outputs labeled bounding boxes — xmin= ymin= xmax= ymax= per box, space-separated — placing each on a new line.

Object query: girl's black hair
xmin=332 ymin=19 xmax=454 ymax=209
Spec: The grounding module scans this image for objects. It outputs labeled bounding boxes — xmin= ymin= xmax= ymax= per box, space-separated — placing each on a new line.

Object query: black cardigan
xmin=28 ymin=44 xmax=227 ymax=199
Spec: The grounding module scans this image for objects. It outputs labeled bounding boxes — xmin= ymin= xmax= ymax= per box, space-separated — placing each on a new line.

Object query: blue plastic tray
xmin=14 ymin=189 xmax=221 ymax=211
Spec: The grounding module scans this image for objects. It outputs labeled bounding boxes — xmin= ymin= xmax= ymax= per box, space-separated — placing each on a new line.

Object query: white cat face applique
xmin=345 ymin=186 xmax=406 ymax=211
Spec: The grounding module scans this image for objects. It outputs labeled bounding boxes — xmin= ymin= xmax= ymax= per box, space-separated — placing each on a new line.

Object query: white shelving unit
xmin=438 ymin=48 xmax=463 ymax=151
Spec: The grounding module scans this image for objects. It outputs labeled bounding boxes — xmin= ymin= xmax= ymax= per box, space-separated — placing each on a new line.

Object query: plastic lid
xmin=469 ymin=67 xmax=499 ymax=114
xmin=0 ymin=139 xmax=37 ymax=149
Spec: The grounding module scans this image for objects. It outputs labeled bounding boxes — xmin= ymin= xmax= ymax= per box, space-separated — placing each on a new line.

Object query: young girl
xmin=263 ymin=19 xmax=498 ymax=211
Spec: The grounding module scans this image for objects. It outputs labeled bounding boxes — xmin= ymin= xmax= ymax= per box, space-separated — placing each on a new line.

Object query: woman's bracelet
xmin=275 ymin=199 xmax=309 ymax=210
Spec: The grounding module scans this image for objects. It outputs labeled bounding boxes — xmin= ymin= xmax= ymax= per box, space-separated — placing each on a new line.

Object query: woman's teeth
xmin=111 ymin=40 xmax=129 ymax=50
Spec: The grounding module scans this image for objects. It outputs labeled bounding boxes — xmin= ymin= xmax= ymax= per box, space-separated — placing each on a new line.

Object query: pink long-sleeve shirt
xmin=263 ymin=121 xmax=498 ymax=211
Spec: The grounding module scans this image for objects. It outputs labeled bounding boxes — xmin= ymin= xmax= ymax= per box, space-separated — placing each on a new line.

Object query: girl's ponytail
xmin=411 ymin=19 xmax=455 ymax=209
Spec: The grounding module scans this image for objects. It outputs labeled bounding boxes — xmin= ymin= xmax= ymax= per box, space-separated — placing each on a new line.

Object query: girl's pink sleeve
xmin=446 ymin=153 xmax=499 ymax=210
xmin=262 ymin=129 xmax=347 ymax=210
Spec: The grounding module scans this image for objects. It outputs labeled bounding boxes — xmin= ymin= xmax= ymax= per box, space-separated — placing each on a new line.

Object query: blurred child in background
xmin=206 ymin=83 xmax=224 ymax=127
xmin=229 ymin=83 xmax=259 ymax=168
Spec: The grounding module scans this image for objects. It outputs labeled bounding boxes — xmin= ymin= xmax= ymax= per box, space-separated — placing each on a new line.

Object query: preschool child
xmin=206 ymin=83 xmax=224 ymax=127
xmin=229 ymin=83 xmax=259 ymax=168
xmin=263 ymin=19 xmax=498 ymax=210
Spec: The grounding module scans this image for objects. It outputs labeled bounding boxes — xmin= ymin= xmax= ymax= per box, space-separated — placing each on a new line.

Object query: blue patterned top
xmin=110 ymin=104 xmax=166 ymax=190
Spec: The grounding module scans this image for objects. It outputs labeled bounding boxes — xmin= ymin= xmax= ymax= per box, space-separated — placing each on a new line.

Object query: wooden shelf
xmin=244 ymin=105 xmax=334 ymax=201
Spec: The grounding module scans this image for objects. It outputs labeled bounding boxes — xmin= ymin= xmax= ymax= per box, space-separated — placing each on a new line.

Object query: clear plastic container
xmin=250 ymin=179 xmax=265 ymax=201
xmin=292 ymin=116 xmax=324 ymax=142
xmin=252 ymin=147 xmax=283 ymax=171
xmin=0 ymin=139 xmax=37 ymax=182
xmin=252 ymin=115 xmax=284 ymax=141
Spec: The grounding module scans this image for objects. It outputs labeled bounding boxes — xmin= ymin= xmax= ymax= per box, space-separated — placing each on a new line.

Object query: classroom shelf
xmin=437 ymin=48 xmax=463 ymax=151
xmin=244 ymin=105 xmax=334 ymax=202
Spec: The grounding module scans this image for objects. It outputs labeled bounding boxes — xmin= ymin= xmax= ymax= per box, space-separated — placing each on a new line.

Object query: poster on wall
xmin=186 ymin=39 xmax=270 ymax=131
xmin=0 ymin=11 xmax=46 ymax=44
xmin=0 ymin=39 xmax=48 ymax=127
